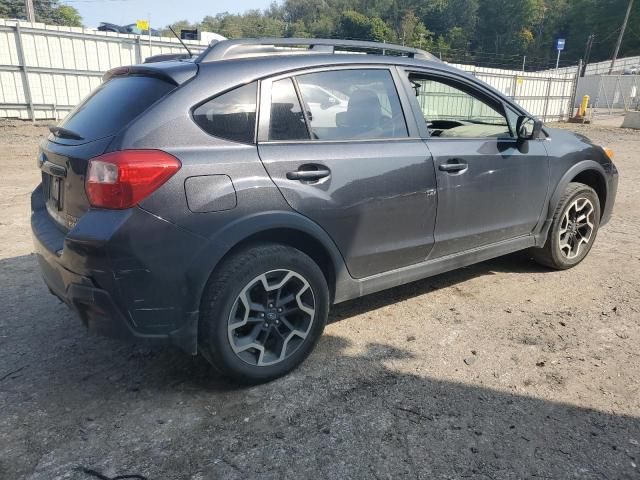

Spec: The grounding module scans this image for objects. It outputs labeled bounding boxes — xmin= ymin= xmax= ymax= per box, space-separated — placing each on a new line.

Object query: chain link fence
xmin=574 ymin=74 xmax=640 ymax=120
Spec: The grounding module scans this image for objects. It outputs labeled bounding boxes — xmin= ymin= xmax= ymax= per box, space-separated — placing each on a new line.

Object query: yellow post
xmin=578 ymin=95 xmax=590 ymax=117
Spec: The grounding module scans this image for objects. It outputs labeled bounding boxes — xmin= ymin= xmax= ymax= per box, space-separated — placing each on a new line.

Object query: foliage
xmin=0 ymin=0 xmax=83 ymax=27
xmin=3 ymin=0 xmax=639 ymax=67
xmin=336 ymin=10 xmax=394 ymax=42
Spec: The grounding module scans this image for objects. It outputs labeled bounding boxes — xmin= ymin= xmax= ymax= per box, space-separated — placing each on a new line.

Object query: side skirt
xmin=333 ymin=235 xmax=536 ymax=304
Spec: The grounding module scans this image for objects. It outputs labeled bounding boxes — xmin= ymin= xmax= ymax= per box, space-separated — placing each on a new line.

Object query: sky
xmin=61 ymin=0 xmax=273 ymax=29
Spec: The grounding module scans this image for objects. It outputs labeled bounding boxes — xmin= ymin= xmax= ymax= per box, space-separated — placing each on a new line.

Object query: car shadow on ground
xmin=2 ymin=253 xmax=638 ymax=479
xmin=330 ymin=250 xmax=549 ymax=323
xmin=0 ymin=250 xmax=553 ymax=392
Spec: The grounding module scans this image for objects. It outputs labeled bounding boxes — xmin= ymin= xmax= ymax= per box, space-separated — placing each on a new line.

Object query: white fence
xmin=553 ymin=56 xmax=640 ymax=77
xmin=1 ymin=18 xmax=580 ymax=122
xmin=452 ymin=64 xmax=577 ymax=122
xmin=0 ymin=19 xmax=208 ymax=120
xmin=574 ymin=74 xmax=640 ymax=119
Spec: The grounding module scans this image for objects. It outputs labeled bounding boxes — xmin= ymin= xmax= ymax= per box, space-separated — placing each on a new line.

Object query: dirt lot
xmin=0 ymin=120 xmax=639 ymax=480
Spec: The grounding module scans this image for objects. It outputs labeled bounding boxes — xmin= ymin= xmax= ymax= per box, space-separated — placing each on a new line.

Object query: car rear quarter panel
xmin=110 ymin=64 xmax=351 ymax=312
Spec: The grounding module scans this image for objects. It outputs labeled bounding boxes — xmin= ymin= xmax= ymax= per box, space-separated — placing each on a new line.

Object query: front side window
xmin=294 ymin=69 xmax=408 ymax=140
xmin=193 ymin=82 xmax=257 ymax=143
xmin=408 ymin=74 xmax=511 ymax=139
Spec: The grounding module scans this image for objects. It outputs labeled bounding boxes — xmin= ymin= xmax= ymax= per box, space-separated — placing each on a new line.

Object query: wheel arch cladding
xmin=550 ymin=161 xmax=608 ymax=221
xmin=222 ymin=229 xmax=337 ymax=301
xmin=188 ymin=212 xmax=350 ymax=316
xmin=570 ymin=169 xmax=607 ymax=218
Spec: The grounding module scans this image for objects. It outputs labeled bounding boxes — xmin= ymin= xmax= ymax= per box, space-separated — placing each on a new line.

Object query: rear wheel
xmin=199 ymin=243 xmax=329 ymax=384
xmin=530 ymin=182 xmax=601 ymax=269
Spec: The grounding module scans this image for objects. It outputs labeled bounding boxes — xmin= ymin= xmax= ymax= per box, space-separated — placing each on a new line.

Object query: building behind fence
xmin=3 ymin=18 xmax=638 ymax=123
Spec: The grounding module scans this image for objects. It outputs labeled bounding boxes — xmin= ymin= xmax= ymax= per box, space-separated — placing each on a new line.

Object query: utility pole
xmin=609 ymin=0 xmax=634 ymax=74
xmin=25 ymin=0 xmax=35 ymax=22
xmin=582 ymin=33 xmax=595 ymax=77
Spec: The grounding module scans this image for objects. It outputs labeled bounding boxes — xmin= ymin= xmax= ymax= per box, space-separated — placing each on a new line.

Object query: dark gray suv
xmin=31 ymin=38 xmax=618 ymax=383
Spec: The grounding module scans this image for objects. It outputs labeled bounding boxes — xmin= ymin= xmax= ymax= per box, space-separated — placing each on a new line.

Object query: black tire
xmin=530 ymin=182 xmax=601 ymax=270
xmin=199 ymin=242 xmax=329 ymax=384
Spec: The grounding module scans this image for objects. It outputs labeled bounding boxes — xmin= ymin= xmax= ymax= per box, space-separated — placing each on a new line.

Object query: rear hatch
xmin=39 ymin=65 xmax=193 ymax=230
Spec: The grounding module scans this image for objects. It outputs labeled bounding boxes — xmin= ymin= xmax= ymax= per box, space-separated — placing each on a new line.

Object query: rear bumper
xmin=31 ymin=184 xmax=204 ymax=353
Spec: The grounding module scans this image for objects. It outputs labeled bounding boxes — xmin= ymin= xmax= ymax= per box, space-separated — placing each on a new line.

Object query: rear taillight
xmin=85 ymin=150 xmax=181 ymax=209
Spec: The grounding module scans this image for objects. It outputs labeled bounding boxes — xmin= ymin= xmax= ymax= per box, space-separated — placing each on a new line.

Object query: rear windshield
xmin=58 ymin=76 xmax=174 ymax=141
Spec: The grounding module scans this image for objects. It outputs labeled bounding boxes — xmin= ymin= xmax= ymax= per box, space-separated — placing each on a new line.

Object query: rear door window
xmin=58 ymin=76 xmax=175 ymax=142
xmin=269 ymin=78 xmax=309 ymax=141
xmin=193 ymin=82 xmax=258 ymax=144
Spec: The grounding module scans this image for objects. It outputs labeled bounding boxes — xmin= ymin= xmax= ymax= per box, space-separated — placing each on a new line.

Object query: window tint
xmin=59 ymin=76 xmax=174 ymax=141
xmin=409 ymin=74 xmax=511 ymax=139
xmin=295 ymin=69 xmax=408 ymax=140
xmin=269 ymin=78 xmax=309 ymax=141
xmin=193 ymin=82 xmax=257 ymax=143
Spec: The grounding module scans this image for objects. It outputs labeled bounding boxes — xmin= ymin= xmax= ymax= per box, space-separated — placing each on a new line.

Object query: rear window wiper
xmin=49 ymin=125 xmax=84 ymax=140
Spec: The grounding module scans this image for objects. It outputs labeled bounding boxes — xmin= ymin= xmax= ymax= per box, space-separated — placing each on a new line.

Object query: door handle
xmin=439 ymin=160 xmax=468 ymax=173
xmin=286 ymin=167 xmax=331 ymax=181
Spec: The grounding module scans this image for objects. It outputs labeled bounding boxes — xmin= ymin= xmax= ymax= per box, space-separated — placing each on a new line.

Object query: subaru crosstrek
xmin=31 ymin=38 xmax=618 ymax=383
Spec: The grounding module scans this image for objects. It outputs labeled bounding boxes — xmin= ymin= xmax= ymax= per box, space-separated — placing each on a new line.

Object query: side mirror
xmin=516 ymin=115 xmax=543 ymax=140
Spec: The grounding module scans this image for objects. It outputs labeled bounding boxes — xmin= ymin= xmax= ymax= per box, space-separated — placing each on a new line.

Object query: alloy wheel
xmin=227 ymin=269 xmax=315 ymax=366
xmin=558 ymin=197 xmax=595 ymax=260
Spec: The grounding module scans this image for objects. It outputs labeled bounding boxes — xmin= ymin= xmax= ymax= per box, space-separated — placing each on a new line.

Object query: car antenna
xmin=168 ymin=26 xmax=193 ymax=58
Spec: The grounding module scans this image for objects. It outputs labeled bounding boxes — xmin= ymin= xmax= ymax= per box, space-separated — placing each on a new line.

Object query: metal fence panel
xmin=0 ymin=19 xmax=208 ymax=120
xmin=1 ymin=19 xmax=579 ymax=122
xmin=455 ymin=65 xmax=576 ymax=122
xmin=575 ymin=74 xmax=640 ymax=119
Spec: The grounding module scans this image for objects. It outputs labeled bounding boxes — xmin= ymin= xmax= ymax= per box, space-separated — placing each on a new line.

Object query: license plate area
xmin=43 ymin=172 xmax=64 ymax=212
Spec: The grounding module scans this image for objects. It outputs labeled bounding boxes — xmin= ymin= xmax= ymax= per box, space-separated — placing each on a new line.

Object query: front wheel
xmin=199 ymin=243 xmax=329 ymax=384
xmin=530 ymin=182 xmax=601 ymax=269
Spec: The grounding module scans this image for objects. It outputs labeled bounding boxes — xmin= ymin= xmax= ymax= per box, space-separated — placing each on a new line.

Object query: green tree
xmin=0 ymin=0 xmax=83 ymax=27
xmin=162 ymin=19 xmax=198 ymax=37
xmin=476 ymin=0 xmax=546 ymax=54
xmin=370 ymin=16 xmax=394 ymax=42
xmin=337 ymin=10 xmax=373 ymax=40
xmin=53 ymin=5 xmax=82 ymax=27
xmin=395 ymin=10 xmax=432 ymax=48
xmin=161 ymin=0 xmax=640 ymax=66
xmin=336 ymin=10 xmax=394 ymax=42
xmin=446 ymin=26 xmax=470 ymax=53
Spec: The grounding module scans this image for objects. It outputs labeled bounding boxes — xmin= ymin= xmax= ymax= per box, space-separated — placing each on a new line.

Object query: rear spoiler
xmin=103 ymin=61 xmax=197 ymax=85
xmin=144 ymin=53 xmax=192 ymax=64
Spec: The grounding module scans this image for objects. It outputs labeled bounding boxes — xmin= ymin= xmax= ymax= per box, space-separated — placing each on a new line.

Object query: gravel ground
xmin=0 ymin=120 xmax=639 ymax=480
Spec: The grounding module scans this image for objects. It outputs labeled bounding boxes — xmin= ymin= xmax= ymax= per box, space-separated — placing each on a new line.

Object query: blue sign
xmin=556 ymin=38 xmax=566 ymax=51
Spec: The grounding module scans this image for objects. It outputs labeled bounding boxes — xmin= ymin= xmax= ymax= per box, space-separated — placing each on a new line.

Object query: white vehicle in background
xmin=201 ymin=31 xmax=227 ymax=44
xmin=299 ymin=83 xmax=348 ymax=128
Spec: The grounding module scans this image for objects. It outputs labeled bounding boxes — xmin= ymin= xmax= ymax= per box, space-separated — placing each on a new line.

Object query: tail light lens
xmin=86 ymin=150 xmax=181 ymax=209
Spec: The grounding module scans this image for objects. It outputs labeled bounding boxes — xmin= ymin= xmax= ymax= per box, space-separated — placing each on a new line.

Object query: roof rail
xmin=195 ymin=37 xmax=439 ymax=63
